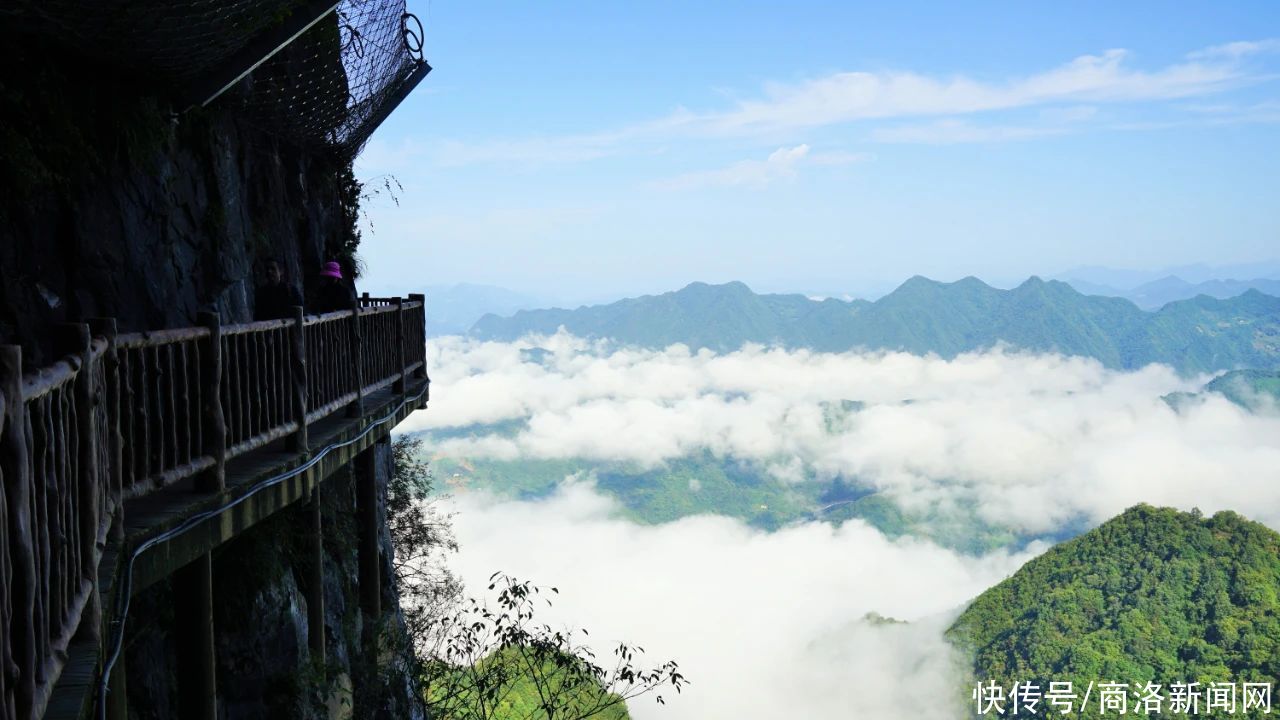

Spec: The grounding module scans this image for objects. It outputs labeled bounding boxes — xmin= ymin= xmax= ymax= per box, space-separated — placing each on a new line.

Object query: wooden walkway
xmin=44 ymin=380 xmax=427 ymax=720
xmin=0 ymin=295 xmax=428 ymax=720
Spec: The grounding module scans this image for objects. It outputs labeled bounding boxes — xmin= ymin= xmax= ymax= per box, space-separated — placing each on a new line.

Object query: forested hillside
xmin=948 ymin=505 xmax=1280 ymax=718
xmin=1204 ymin=369 xmax=1280 ymax=410
xmin=471 ymin=277 xmax=1280 ymax=374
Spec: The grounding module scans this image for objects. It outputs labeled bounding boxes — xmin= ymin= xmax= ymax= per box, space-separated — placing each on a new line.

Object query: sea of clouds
xmin=401 ymin=333 xmax=1280 ymax=719
xmin=443 ymin=484 xmax=1035 ymax=719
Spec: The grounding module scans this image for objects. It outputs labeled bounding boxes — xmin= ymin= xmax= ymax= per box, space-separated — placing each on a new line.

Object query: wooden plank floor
xmin=43 ymin=379 xmax=428 ymax=719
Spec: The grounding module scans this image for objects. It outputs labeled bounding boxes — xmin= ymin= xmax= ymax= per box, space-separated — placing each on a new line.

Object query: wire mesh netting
xmin=236 ymin=1 xmax=428 ymax=156
xmin=2 ymin=0 xmax=427 ymax=157
xmin=2 ymin=1 xmax=308 ymax=83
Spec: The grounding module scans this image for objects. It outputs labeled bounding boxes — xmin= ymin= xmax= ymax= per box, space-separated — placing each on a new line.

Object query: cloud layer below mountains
xmin=442 ymin=484 xmax=1039 ymax=720
xmin=406 ymin=333 xmax=1280 ymax=533
xmin=407 ymin=334 xmax=1280 ymax=718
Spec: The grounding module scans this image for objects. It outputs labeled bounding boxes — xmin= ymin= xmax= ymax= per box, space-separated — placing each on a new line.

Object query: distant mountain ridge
xmin=470 ymin=277 xmax=1280 ymax=374
xmin=1063 ymin=275 xmax=1280 ymax=310
xmin=422 ymin=283 xmax=546 ymax=336
xmin=1054 ymin=260 xmax=1280 ymax=289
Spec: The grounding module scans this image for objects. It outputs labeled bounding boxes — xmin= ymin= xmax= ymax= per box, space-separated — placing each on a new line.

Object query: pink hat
xmin=321 ymin=261 xmax=343 ymax=279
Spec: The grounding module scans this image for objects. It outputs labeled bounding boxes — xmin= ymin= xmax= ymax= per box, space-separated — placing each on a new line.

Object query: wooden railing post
xmin=347 ymin=297 xmax=365 ymax=419
xmin=88 ymin=318 xmax=123 ymax=542
xmin=57 ymin=322 xmax=103 ymax=645
xmin=288 ymin=306 xmax=309 ymax=453
xmin=0 ymin=345 xmax=37 ymax=718
xmin=196 ymin=312 xmax=226 ymax=493
xmin=408 ymin=293 xmax=427 ymax=380
xmin=392 ymin=296 xmax=405 ymax=395
xmin=84 ymin=319 xmax=127 ymax=720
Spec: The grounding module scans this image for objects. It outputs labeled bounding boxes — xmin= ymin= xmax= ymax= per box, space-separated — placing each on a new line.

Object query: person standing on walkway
xmin=254 ymin=258 xmax=304 ymax=320
xmin=311 ymin=260 xmax=356 ymax=314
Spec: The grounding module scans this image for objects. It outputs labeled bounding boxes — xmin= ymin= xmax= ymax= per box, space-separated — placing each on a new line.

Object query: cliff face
xmin=124 ymin=439 xmax=423 ymax=720
xmin=0 ymin=32 xmax=358 ymax=365
xmin=2 ymin=25 xmax=417 ymax=719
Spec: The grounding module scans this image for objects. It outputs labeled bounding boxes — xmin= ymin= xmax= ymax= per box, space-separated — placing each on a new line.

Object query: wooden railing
xmin=0 ymin=295 xmax=426 ymax=720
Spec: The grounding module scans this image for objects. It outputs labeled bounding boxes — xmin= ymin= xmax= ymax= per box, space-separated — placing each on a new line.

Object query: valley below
xmin=401 ymin=305 xmax=1280 ymax=718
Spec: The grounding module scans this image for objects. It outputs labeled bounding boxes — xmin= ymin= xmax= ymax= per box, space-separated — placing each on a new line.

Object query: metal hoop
xmin=340 ymin=22 xmax=367 ymax=60
xmin=402 ymin=12 xmax=424 ymax=59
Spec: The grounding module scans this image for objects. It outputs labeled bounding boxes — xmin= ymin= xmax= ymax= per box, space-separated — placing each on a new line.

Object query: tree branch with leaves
xmin=387 ymin=436 xmax=687 ymax=720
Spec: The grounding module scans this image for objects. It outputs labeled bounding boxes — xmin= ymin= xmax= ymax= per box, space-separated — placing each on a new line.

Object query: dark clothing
xmin=254 ymin=282 xmax=304 ymax=321
xmin=312 ymin=280 xmax=356 ymax=314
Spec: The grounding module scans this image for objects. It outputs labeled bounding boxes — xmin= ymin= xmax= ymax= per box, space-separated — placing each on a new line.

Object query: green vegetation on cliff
xmin=948 ymin=505 xmax=1280 ymax=717
xmin=426 ymin=647 xmax=631 ymax=720
xmin=391 ymin=440 xmax=685 ymax=720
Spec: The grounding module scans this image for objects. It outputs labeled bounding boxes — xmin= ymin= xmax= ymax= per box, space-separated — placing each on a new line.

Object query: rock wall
xmin=0 ymin=30 xmax=359 ymax=366
xmin=124 ymin=439 xmax=424 ymax=720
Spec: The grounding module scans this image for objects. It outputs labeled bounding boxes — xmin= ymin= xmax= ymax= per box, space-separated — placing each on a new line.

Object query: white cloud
xmin=442 ymin=483 xmax=1038 ymax=720
xmin=871 ymin=120 xmax=1068 ymax=144
xmin=1183 ymin=99 xmax=1280 ymax=123
xmin=652 ymin=144 xmax=869 ymax=190
xmin=407 ymin=334 xmax=1280 ymax=534
xmin=378 ymin=41 xmax=1272 ymax=167
xmin=688 ymin=47 xmax=1254 ymax=136
xmin=853 ymin=106 xmax=1099 ymax=145
xmin=1186 ymin=39 xmax=1280 ymax=60
xmin=660 ymin=144 xmax=810 ymax=189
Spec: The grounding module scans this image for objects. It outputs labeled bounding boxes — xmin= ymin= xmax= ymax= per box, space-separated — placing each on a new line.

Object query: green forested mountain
xmin=434 ymin=452 xmax=818 ymax=531
xmin=947 ymin=505 xmax=1280 ymax=718
xmin=1204 ymin=369 xmax=1280 ymax=410
xmin=429 ymin=448 xmax=1024 ymax=553
xmin=477 ymin=280 xmax=854 ymax=353
xmin=470 ymin=277 xmax=1280 ymax=373
xmin=1163 ymin=369 xmax=1280 ymax=412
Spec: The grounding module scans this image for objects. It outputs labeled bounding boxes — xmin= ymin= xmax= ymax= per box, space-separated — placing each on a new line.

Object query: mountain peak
xmin=895 ymin=275 xmax=994 ymax=292
xmin=949 ymin=504 xmax=1280 ymax=691
xmin=886 ymin=275 xmax=944 ymax=296
xmin=676 ymin=280 xmax=753 ymax=295
xmin=901 ymin=274 xmax=939 ymax=286
xmin=1013 ymin=275 xmax=1085 ymax=297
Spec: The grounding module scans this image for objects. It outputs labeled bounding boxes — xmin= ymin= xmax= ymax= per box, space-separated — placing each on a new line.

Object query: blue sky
xmin=355 ymin=1 xmax=1280 ymax=302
